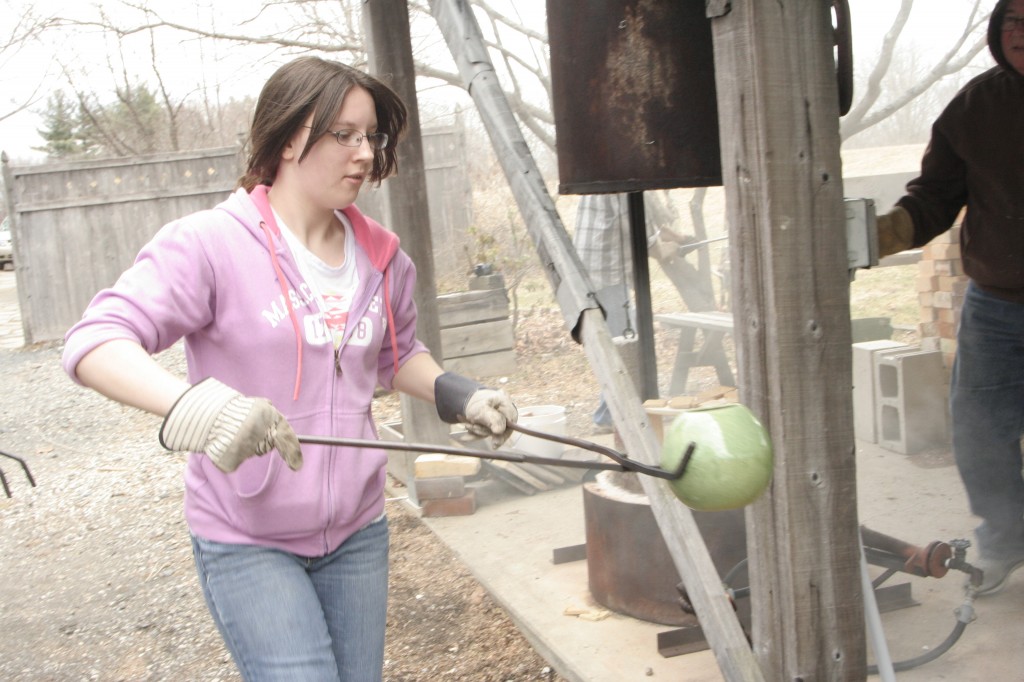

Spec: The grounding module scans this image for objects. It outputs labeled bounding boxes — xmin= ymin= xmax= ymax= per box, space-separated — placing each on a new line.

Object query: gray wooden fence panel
xmin=4 ymin=147 xmax=241 ymax=344
xmin=4 ymin=127 xmax=470 ymax=345
xmin=356 ymin=126 xmax=471 ymax=278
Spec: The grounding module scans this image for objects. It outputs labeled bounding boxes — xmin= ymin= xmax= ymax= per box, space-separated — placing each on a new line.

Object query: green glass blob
xmin=661 ymin=403 xmax=773 ymax=511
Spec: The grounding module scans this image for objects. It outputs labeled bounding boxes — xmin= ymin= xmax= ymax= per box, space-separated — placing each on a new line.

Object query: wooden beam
xmin=363 ymin=1 xmax=450 ymax=486
xmin=709 ymin=2 xmax=866 ymax=679
xmin=428 ymin=2 xmax=764 ymax=679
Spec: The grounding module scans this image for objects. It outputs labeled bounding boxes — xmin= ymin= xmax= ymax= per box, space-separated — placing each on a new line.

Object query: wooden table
xmin=655 ymin=311 xmax=736 ymax=394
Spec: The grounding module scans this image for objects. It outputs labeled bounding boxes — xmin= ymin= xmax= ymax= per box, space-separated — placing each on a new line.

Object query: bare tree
xmin=34 ymin=0 xmax=996 ymax=156
xmin=841 ymin=0 xmax=991 ymax=143
xmin=0 ymin=1 xmax=60 ymax=123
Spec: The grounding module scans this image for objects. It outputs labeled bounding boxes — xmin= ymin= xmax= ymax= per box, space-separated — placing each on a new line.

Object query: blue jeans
xmin=951 ymin=283 xmax=1024 ymax=558
xmin=191 ymin=515 xmax=389 ymax=682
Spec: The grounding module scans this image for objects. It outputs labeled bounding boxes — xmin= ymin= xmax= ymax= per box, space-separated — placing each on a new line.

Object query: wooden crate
xmin=437 ymin=287 xmax=516 ymax=377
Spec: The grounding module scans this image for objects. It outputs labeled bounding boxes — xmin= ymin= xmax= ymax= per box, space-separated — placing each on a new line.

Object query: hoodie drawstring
xmin=258 ymin=220 xmax=304 ymax=401
xmin=383 ymin=268 xmax=399 ymax=377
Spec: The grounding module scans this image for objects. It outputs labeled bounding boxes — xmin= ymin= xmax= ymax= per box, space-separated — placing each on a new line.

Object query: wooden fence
xmin=2 ymin=127 xmax=471 ymax=345
xmin=2 ymin=146 xmax=241 ymax=344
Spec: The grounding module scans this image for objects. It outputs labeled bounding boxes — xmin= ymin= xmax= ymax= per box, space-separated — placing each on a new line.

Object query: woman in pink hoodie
xmin=62 ymin=56 xmax=517 ymax=681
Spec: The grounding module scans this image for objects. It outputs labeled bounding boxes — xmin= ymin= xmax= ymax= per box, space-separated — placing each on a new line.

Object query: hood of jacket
xmin=217 ymin=186 xmax=405 ymax=399
xmin=989 ymin=0 xmax=1024 ymax=77
xmin=219 ymin=185 xmax=402 ymax=272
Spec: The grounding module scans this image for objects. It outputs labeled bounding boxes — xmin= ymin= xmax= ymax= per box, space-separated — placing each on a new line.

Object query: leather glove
xmin=876 ymin=206 xmax=915 ymax=259
xmin=434 ymin=372 xmax=518 ymax=447
xmin=159 ymin=378 xmax=303 ymax=473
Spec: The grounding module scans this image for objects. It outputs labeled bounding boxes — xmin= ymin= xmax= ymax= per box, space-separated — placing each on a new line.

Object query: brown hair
xmin=238 ymin=56 xmax=408 ymax=191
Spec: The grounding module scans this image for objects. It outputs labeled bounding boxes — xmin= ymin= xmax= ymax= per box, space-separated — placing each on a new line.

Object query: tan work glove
xmin=876 ymin=206 xmax=915 ymax=259
xmin=434 ymin=372 xmax=518 ymax=447
xmin=160 ymin=378 xmax=303 ymax=473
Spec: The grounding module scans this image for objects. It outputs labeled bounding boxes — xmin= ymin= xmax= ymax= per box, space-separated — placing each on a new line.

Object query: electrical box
xmin=845 ymin=197 xmax=879 ymax=275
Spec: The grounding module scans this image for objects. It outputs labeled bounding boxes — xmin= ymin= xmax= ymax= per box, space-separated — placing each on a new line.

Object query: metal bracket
xmin=706 ymin=1 xmax=732 ymax=18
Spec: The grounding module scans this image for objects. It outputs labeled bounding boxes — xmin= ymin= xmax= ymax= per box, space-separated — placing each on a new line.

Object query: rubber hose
xmin=867 ymin=620 xmax=967 ymax=674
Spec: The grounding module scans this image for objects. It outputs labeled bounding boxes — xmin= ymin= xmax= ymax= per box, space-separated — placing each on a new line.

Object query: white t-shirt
xmin=275 ymin=209 xmax=360 ymax=350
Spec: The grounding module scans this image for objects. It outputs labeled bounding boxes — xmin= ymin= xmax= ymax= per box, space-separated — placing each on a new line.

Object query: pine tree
xmin=33 ymin=91 xmax=83 ymax=158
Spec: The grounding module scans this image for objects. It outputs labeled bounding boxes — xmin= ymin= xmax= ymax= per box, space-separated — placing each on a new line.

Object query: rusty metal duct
xmin=547 ymin=0 xmax=722 ymax=194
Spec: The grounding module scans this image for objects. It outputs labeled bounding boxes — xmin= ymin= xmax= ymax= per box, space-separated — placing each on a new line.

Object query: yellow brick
xmin=937 ymin=276 xmax=958 ymax=292
xmin=929 ymin=242 xmax=961 ymax=260
xmin=938 ymin=321 xmax=958 ymax=339
xmin=917 ymin=275 xmax=939 ymax=293
xmin=414 ymin=454 xmax=481 ymax=479
xmin=933 ymin=291 xmax=954 ymax=309
xmin=933 ymin=260 xmax=963 ymax=277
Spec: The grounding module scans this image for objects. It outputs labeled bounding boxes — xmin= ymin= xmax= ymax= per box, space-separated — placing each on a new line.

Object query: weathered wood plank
xmin=440 ymin=319 xmax=514 ymax=358
xmin=710 ymin=1 xmax=865 ymax=679
xmin=364 ymin=0 xmax=453 ymax=488
xmin=442 ymin=350 xmax=516 ymax=379
xmin=437 ymin=288 xmax=511 ymax=328
xmin=4 ymin=148 xmax=242 ymax=344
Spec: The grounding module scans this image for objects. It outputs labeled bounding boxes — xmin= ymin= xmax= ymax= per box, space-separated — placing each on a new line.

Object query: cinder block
xmin=852 ymin=340 xmax=909 ymax=443
xmin=422 ymin=489 xmax=477 ymax=517
xmin=874 ymin=348 xmax=950 ymax=454
xmin=413 ymin=475 xmax=466 ymax=501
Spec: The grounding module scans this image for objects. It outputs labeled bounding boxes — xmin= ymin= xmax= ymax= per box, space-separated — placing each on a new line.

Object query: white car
xmin=0 ymin=217 xmax=12 ymax=269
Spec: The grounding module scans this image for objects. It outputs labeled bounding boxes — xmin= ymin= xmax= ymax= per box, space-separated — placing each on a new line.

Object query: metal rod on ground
xmin=860 ymin=529 xmax=897 ymax=681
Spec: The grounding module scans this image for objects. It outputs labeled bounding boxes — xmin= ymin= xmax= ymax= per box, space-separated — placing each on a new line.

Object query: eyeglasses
xmin=1003 ymin=15 xmax=1024 ymax=32
xmin=305 ymin=126 xmax=388 ymax=150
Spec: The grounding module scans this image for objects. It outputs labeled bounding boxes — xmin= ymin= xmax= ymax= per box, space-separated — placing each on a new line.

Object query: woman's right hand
xmin=159 ymin=378 xmax=303 ymax=472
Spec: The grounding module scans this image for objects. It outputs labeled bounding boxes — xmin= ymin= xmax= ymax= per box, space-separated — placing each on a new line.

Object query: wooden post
xmin=428 ymin=1 xmax=764 ymax=679
xmin=363 ymin=0 xmax=450 ymax=492
xmin=709 ymin=2 xmax=866 ymax=679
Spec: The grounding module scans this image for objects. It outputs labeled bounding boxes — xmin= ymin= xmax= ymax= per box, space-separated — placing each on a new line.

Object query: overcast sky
xmin=0 ymin=0 xmax=993 ymax=163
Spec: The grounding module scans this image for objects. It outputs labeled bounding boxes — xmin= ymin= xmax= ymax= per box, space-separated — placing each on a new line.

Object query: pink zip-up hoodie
xmin=62 ymin=187 xmax=429 ymax=556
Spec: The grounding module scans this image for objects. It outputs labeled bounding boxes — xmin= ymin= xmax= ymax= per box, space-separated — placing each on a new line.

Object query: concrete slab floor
xmin=410 ymin=438 xmax=1024 ymax=682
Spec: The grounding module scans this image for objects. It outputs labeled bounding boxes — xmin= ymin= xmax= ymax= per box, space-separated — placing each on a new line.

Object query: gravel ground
xmin=0 ymin=306 xmax=636 ymax=681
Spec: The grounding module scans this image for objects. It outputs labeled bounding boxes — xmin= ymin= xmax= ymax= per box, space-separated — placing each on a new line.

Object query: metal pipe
xmin=296 ymin=422 xmax=694 ymax=482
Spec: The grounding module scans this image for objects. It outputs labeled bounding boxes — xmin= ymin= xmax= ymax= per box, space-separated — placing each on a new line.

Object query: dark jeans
xmin=951 ymin=282 xmax=1024 ymax=558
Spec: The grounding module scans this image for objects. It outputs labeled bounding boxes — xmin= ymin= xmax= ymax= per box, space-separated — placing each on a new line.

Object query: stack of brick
xmin=917 ymin=223 xmax=968 ymax=370
xmin=413 ymin=454 xmax=481 ymax=517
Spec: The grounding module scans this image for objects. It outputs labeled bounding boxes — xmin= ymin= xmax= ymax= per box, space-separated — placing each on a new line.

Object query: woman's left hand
xmin=462 ymin=388 xmax=518 ymax=447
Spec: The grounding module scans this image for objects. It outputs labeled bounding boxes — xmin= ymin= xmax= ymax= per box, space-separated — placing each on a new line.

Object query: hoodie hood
xmin=219 ymin=185 xmax=405 ymax=399
xmin=230 ymin=185 xmax=402 ymax=271
xmin=989 ymin=0 xmax=1024 ymax=77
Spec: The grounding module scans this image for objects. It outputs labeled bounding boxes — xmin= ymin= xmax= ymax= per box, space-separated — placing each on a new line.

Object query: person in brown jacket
xmin=876 ymin=0 xmax=1024 ymax=595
